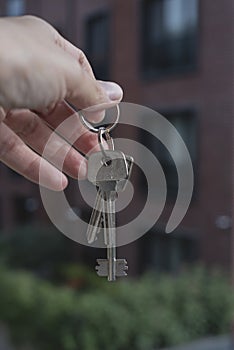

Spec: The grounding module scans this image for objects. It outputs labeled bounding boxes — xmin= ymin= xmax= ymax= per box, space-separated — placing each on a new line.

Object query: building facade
xmin=0 ymin=0 xmax=233 ymax=276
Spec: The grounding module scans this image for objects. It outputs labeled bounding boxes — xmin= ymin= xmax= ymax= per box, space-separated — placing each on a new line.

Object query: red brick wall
xmin=0 ymin=0 xmax=233 ymax=271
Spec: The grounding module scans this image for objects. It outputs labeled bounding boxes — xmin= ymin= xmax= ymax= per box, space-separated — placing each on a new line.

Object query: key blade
xmin=103 ymin=190 xmax=117 ymax=281
xmin=86 ymin=190 xmax=103 ymax=244
xmin=87 ymin=221 xmax=101 ymax=244
xmin=102 ymin=191 xmax=116 ymax=247
xmin=86 ymin=211 xmax=102 ymax=243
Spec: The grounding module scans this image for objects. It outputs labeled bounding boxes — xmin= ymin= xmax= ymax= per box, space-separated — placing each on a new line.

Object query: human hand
xmin=0 ymin=16 xmax=123 ymax=190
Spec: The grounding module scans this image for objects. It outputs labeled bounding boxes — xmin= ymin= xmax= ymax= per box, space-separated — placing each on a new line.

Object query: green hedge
xmin=0 ymin=266 xmax=233 ymax=350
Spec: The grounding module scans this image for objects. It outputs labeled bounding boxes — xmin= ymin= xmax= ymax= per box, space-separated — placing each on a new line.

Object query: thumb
xmin=63 ymin=57 xmax=123 ymax=122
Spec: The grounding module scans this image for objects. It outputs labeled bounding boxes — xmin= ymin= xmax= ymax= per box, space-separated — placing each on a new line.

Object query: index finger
xmin=39 ymin=100 xmax=101 ymax=155
xmin=54 ymin=33 xmax=123 ymax=121
xmin=55 ymin=34 xmax=95 ymax=79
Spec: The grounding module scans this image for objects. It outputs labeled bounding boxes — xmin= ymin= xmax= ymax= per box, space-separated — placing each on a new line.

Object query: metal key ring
xmin=79 ymin=104 xmax=120 ymax=133
xmin=98 ymin=127 xmax=115 ymax=151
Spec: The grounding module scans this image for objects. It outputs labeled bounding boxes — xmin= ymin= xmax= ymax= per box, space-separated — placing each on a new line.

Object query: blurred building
xmin=0 ymin=0 xmax=233 ymax=276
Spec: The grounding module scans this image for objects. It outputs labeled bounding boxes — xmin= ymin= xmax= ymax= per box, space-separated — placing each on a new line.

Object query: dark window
xmin=142 ymin=0 xmax=198 ymax=76
xmin=141 ymin=109 xmax=197 ymax=198
xmin=86 ymin=13 xmax=110 ymax=80
xmin=0 ymin=199 xmax=3 ymax=230
xmin=14 ymin=197 xmax=39 ymax=225
xmin=141 ymin=229 xmax=199 ymax=273
xmin=6 ymin=0 xmax=25 ymax=16
xmin=160 ymin=109 xmax=197 ymax=197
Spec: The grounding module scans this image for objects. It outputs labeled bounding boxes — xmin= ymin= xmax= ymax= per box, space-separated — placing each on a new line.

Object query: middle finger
xmin=4 ymin=109 xmax=89 ymax=179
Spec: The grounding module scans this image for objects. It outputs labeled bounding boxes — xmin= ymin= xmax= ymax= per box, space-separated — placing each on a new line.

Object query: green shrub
xmin=0 ymin=265 xmax=233 ymax=350
xmin=57 ymin=264 xmax=105 ymax=290
xmin=0 ymin=267 xmax=81 ymax=350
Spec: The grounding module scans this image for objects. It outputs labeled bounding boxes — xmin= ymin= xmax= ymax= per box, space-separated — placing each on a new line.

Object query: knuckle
xmin=80 ymin=131 xmax=98 ymax=151
xmin=0 ymin=133 xmax=19 ymax=159
xmin=21 ymin=16 xmax=55 ymax=38
xmin=22 ymin=15 xmax=39 ymax=22
xmin=77 ymin=50 xmax=89 ymax=68
xmin=77 ymin=48 xmax=85 ymax=58
xmin=22 ymin=15 xmax=47 ymax=27
xmin=18 ymin=115 xmax=40 ymax=138
xmin=45 ymin=138 xmax=69 ymax=163
xmin=23 ymin=156 xmax=39 ymax=181
xmin=77 ymin=50 xmax=94 ymax=77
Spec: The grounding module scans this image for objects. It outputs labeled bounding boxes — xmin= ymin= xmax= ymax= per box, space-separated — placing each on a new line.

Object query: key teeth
xmin=95 ymin=259 xmax=128 ymax=278
xmin=116 ymin=259 xmax=128 ymax=276
xmin=95 ymin=259 xmax=108 ymax=277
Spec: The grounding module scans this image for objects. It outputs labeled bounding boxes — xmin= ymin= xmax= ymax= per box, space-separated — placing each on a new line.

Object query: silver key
xmin=96 ymin=188 xmax=128 ymax=281
xmin=86 ymin=188 xmax=103 ymax=244
xmin=88 ymin=154 xmax=133 ymax=244
xmin=116 ymin=155 xmax=134 ymax=192
xmin=97 ymin=181 xmax=127 ymax=282
xmin=87 ymin=150 xmax=130 ymax=281
xmin=88 ymin=150 xmax=128 ymax=184
xmin=86 ymin=150 xmax=128 ymax=244
xmin=101 ymin=182 xmax=117 ymax=281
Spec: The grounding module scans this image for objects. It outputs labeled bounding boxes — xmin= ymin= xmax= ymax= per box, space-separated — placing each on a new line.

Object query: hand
xmin=0 ymin=16 xmax=123 ymax=190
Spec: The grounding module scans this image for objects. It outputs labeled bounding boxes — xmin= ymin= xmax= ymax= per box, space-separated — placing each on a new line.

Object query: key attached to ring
xmin=80 ymin=105 xmax=134 ymax=281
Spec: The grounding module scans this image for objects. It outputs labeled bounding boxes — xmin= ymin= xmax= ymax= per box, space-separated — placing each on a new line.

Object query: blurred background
xmin=0 ymin=0 xmax=233 ymax=349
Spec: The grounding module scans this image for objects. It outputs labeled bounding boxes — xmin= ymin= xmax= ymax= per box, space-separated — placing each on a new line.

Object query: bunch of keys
xmin=80 ymin=106 xmax=133 ymax=281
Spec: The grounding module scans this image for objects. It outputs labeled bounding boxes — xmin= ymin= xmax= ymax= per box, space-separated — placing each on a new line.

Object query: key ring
xmin=98 ymin=128 xmax=114 ymax=151
xmin=79 ymin=104 xmax=120 ymax=134
xmin=98 ymin=127 xmax=115 ymax=163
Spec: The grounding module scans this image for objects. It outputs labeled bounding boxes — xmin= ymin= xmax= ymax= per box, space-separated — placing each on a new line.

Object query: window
xmin=141 ymin=109 xmax=197 ymax=198
xmin=159 ymin=109 xmax=197 ymax=197
xmin=6 ymin=0 xmax=25 ymax=16
xmin=14 ymin=197 xmax=38 ymax=225
xmin=142 ymin=0 xmax=198 ymax=76
xmin=86 ymin=13 xmax=110 ymax=80
xmin=141 ymin=229 xmax=199 ymax=273
xmin=0 ymin=199 xmax=3 ymax=230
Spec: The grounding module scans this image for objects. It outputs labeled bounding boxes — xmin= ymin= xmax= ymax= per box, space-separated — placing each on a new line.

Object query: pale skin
xmin=0 ymin=16 xmax=123 ymax=191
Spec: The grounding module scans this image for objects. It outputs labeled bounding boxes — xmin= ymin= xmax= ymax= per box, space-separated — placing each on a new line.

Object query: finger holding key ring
xmin=80 ymin=105 xmax=119 ymax=160
xmin=79 ymin=104 xmax=120 ymax=134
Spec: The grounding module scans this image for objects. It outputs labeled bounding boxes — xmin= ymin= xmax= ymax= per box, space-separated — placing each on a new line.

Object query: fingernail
xmin=83 ymin=110 xmax=105 ymax=124
xmin=99 ymin=81 xmax=123 ymax=101
xmin=82 ymin=81 xmax=123 ymax=121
